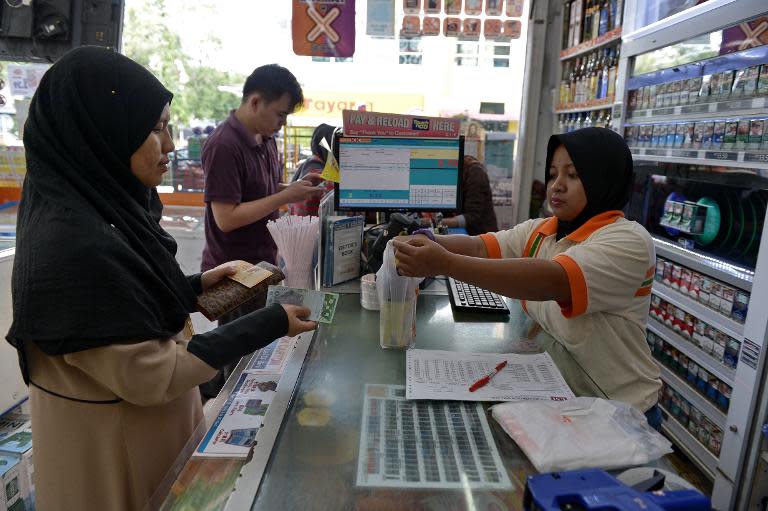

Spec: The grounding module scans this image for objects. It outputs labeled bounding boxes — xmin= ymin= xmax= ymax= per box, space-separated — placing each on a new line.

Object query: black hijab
xmin=545 ymin=127 xmax=633 ymax=239
xmin=6 ymin=46 xmax=197 ymax=357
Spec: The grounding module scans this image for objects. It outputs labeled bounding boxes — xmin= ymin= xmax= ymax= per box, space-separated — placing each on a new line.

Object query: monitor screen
xmin=334 ymin=136 xmax=463 ymax=212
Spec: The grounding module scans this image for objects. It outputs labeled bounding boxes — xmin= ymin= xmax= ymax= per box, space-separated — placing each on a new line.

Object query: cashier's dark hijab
xmin=546 ymin=127 xmax=634 ymax=240
xmin=6 ymin=47 xmax=198 ymax=370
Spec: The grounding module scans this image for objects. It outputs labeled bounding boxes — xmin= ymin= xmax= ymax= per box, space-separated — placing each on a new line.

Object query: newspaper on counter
xmin=194 ymin=372 xmax=280 ymax=458
xmin=405 ymin=349 xmax=575 ymax=402
xmin=243 ymin=336 xmax=295 ymax=374
xmin=194 ymin=336 xmax=299 ymax=458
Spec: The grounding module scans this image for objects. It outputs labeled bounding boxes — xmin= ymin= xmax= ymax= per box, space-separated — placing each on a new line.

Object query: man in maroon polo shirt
xmin=200 ymin=64 xmax=322 ymax=398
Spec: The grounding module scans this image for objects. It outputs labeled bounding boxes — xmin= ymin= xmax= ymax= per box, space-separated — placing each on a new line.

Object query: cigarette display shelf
xmin=559 ymin=26 xmax=622 ymax=61
xmin=652 ymin=285 xmax=744 ymax=341
xmin=647 ymin=321 xmax=735 ymax=387
xmin=660 ymin=406 xmax=719 ymax=480
xmin=659 ymin=365 xmax=726 ymax=430
xmin=627 ymin=96 xmax=768 ymax=124
xmin=652 ymin=237 xmax=753 ymax=292
xmin=630 ymin=148 xmax=768 ymax=171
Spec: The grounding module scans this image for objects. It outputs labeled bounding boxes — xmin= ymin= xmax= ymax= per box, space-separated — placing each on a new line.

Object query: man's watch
xmin=412 ymin=228 xmax=436 ymax=242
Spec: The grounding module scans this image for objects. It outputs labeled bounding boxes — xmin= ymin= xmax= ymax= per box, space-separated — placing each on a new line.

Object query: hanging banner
xmin=367 ymin=0 xmax=394 ymax=36
xmin=342 ymin=110 xmax=461 ymax=138
xmin=292 ymin=0 xmax=356 ymax=58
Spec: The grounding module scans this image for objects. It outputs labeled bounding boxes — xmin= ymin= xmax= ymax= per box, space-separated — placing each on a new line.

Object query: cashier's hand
xmin=392 ymin=238 xmax=452 ymax=278
xmin=201 ymin=262 xmax=239 ymax=291
xmin=281 ymin=305 xmax=318 ymax=337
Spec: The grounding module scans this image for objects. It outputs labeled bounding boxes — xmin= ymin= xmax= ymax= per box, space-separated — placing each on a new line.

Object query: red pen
xmin=469 ymin=360 xmax=508 ymax=392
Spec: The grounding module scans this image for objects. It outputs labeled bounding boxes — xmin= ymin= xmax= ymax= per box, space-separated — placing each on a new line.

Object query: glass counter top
xmin=251 ymin=292 xmax=606 ymax=511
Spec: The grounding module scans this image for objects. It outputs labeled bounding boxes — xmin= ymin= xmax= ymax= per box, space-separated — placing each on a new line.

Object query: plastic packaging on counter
xmin=490 ymin=397 xmax=672 ymax=473
xmin=376 ymin=241 xmax=423 ymax=349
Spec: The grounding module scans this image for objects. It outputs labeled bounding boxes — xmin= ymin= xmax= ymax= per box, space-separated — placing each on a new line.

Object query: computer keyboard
xmin=447 ymin=277 xmax=510 ymax=314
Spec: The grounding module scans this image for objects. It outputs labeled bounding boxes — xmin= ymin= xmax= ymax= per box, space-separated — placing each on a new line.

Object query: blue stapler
xmin=524 ymin=468 xmax=711 ymax=511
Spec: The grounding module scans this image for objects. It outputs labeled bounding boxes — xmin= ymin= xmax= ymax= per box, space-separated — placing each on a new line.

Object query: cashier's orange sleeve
xmin=479 ymin=233 xmax=502 ymax=259
xmin=552 ymin=254 xmax=588 ymax=318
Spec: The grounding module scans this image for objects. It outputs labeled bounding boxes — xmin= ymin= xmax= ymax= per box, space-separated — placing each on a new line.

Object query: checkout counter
xmin=158 ymin=284 xmax=614 ymax=511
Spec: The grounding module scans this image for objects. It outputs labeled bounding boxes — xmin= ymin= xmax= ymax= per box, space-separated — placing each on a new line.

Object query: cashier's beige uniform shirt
xmin=480 ymin=210 xmax=661 ymax=412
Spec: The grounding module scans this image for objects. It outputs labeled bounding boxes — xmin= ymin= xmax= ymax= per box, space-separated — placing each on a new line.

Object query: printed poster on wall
xmin=444 ymin=17 xmax=461 ymax=36
xmin=7 ymin=64 xmax=49 ymax=98
xmin=503 ymin=19 xmax=521 ymax=39
xmin=506 ymin=0 xmax=523 ymax=17
xmin=445 ymin=0 xmax=461 ymax=14
xmin=403 ymin=0 xmax=421 ymax=13
xmin=485 ymin=0 xmax=502 ymax=16
xmin=484 ymin=19 xmax=502 ymax=39
xmin=367 ymin=0 xmax=395 ymax=37
xmin=423 ymin=17 xmax=441 ymax=36
xmin=424 ymin=0 xmax=441 ymax=13
xmin=465 ymin=0 xmax=482 ymax=15
xmin=720 ymin=16 xmax=768 ymax=55
xmin=292 ymin=0 xmax=355 ymax=58
xmin=401 ymin=15 xmax=421 ymax=36
xmin=342 ymin=110 xmax=461 ymax=138
xmin=463 ymin=18 xmax=481 ymax=38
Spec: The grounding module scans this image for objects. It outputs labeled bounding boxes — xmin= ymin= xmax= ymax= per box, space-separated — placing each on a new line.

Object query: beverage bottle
xmin=582 ymin=0 xmax=592 ymax=42
xmin=591 ymin=0 xmax=601 ymax=40
xmin=600 ymin=49 xmax=610 ymax=100
xmin=598 ymin=0 xmax=610 ymax=36
xmin=607 ymin=45 xmax=619 ymax=100
xmin=573 ymin=0 xmax=583 ymax=46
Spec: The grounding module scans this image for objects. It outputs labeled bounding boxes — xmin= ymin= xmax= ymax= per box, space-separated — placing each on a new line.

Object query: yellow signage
xmin=295 ymin=91 xmax=424 ymax=118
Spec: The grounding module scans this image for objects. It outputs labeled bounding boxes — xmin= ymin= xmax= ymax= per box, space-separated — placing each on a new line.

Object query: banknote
xmin=266 ymin=286 xmax=339 ymax=323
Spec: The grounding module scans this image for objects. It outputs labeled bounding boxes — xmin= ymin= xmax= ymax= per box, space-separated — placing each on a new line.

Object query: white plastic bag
xmin=376 ymin=240 xmax=423 ymax=349
xmin=490 ymin=397 xmax=672 ymax=473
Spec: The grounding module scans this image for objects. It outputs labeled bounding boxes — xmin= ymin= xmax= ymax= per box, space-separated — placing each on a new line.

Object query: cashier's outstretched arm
xmin=392 ymin=238 xmax=571 ymax=305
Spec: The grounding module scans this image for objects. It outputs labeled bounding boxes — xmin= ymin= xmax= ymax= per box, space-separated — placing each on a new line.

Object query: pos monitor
xmin=334 ymin=136 xmax=464 ymax=212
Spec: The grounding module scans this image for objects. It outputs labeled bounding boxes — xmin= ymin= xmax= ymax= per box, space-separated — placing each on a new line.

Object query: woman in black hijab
xmin=5 ymin=47 xmax=316 ymax=510
xmin=393 ymin=127 xmax=662 ymax=428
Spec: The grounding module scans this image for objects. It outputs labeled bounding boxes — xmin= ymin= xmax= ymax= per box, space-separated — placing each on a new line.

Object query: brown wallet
xmin=196 ymin=261 xmax=285 ymax=321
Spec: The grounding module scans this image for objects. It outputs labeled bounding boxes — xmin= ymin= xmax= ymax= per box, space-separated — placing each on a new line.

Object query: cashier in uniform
xmin=394 ymin=127 xmax=663 ymax=428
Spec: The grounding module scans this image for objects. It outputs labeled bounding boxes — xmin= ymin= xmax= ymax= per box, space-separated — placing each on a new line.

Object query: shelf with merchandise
xmin=627 ymin=96 xmax=768 ymax=124
xmin=629 ymin=148 xmax=768 ymax=171
xmin=652 ymin=285 xmax=743 ymax=340
xmin=560 ymin=27 xmax=622 ymax=61
xmin=659 ymin=365 xmax=726 ymax=429
xmin=652 ymin=237 xmax=753 ymax=292
xmin=660 ymin=407 xmax=719 ymax=480
xmin=554 ymin=101 xmax=615 ymax=114
xmin=648 ymin=326 xmax=734 ymax=419
xmin=647 ymin=321 xmax=735 ymax=387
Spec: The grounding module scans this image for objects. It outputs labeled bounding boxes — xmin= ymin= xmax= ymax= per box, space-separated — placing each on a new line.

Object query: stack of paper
xmin=267 ymin=215 xmax=320 ymax=289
